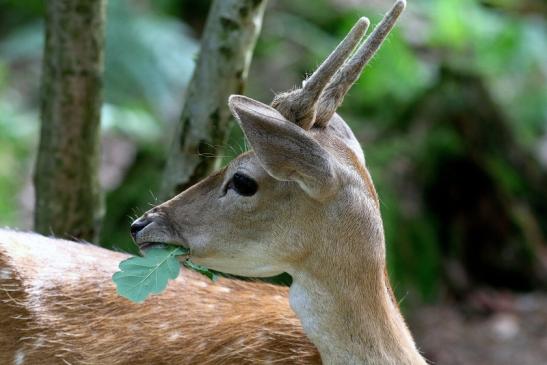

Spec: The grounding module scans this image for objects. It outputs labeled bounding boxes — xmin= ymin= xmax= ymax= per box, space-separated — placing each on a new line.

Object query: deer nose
xmin=130 ymin=217 xmax=152 ymax=240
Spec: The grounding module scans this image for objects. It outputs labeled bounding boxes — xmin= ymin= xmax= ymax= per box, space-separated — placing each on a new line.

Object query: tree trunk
xmin=34 ymin=0 xmax=106 ymax=242
xmin=161 ymin=0 xmax=267 ymax=199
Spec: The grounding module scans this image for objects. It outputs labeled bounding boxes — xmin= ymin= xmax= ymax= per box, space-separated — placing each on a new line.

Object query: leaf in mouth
xmin=183 ymin=260 xmax=218 ymax=281
xmin=112 ymin=245 xmax=216 ymax=303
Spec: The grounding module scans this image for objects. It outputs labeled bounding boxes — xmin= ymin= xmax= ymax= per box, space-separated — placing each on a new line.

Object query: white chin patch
xmin=192 ymin=256 xmax=283 ymax=278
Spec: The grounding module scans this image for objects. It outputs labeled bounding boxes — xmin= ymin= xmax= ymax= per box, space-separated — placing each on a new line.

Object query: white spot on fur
xmin=13 ymin=349 xmax=25 ymax=365
xmin=196 ymin=281 xmax=208 ymax=288
xmin=32 ymin=338 xmax=45 ymax=349
xmin=207 ymin=304 xmax=216 ymax=310
xmin=169 ymin=331 xmax=181 ymax=341
xmin=216 ymin=286 xmax=231 ymax=293
xmin=0 ymin=268 xmax=11 ymax=280
xmin=196 ymin=342 xmax=206 ymax=351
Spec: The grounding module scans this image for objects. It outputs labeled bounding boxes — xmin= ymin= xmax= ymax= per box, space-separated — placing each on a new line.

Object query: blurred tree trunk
xmin=161 ymin=0 xmax=267 ymax=199
xmin=34 ymin=0 xmax=106 ymax=242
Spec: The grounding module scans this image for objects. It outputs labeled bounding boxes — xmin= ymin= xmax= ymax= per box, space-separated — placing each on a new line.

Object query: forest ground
xmin=409 ymin=291 xmax=547 ymax=365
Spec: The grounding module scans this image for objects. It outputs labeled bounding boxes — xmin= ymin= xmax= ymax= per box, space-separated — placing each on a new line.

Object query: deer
xmin=0 ymin=0 xmax=427 ymax=363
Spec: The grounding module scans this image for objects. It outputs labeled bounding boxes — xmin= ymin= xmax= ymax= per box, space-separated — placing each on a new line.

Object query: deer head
xmin=131 ymin=1 xmax=425 ymax=363
xmin=132 ymin=0 xmax=405 ymax=278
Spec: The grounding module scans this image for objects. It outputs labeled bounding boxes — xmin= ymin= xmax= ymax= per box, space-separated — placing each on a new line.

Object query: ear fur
xmin=229 ymin=95 xmax=337 ymax=199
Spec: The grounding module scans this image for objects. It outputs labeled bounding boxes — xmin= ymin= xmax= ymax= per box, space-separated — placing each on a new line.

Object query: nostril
xmin=130 ymin=218 xmax=151 ymax=240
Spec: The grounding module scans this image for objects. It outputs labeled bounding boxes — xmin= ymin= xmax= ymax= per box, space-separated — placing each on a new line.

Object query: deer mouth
xmin=137 ymin=242 xmax=168 ymax=251
xmin=131 ymin=215 xmax=191 ymax=254
xmin=136 ymin=238 xmax=190 ymax=255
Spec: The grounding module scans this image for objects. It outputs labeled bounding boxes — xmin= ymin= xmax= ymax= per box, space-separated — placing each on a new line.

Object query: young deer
xmin=1 ymin=1 xmax=426 ymax=363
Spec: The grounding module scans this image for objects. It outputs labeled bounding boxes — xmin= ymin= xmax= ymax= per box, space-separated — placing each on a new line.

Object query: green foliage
xmin=0 ymin=0 xmax=198 ymax=135
xmin=104 ymin=0 xmax=197 ymax=120
xmin=99 ymin=146 xmax=165 ymax=255
xmin=424 ymin=0 xmax=547 ymax=142
xmin=0 ymin=65 xmax=37 ymax=226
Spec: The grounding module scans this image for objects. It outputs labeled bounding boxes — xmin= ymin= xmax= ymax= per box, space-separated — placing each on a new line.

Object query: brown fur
xmin=0 ymin=230 xmax=320 ymax=365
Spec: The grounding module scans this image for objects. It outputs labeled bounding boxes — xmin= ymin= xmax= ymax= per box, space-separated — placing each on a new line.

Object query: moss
xmin=220 ymin=16 xmax=239 ymax=32
xmin=250 ymin=0 xmax=264 ymax=9
xmin=209 ymin=108 xmax=223 ymax=144
xmin=239 ymin=4 xmax=250 ymax=18
xmin=179 ymin=117 xmax=191 ymax=149
xmin=219 ymin=45 xmax=233 ymax=59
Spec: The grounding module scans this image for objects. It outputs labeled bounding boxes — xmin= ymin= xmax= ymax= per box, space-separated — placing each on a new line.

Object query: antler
xmin=315 ymin=0 xmax=406 ymax=126
xmin=272 ymin=17 xmax=370 ymax=130
xmin=271 ymin=0 xmax=406 ymax=129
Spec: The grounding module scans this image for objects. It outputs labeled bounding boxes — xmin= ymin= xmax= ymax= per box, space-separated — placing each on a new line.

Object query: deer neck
xmin=287 ymin=240 xmax=426 ymax=365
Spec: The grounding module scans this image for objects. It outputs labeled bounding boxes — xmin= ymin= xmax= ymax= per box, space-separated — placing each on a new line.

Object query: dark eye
xmin=228 ymin=173 xmax=258 ymax=196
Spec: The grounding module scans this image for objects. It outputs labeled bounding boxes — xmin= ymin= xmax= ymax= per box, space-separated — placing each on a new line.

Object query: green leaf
xmin=184 ymin=260 xmax=218 ymax=282
xmin=112 ymin=245 xmax=188 ymax=302
xmin=112 ymin=244 xmax=218 ymax=302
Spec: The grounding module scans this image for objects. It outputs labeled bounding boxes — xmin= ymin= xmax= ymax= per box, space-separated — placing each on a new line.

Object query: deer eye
xmin=228 ymin=173 xmax=258 ymax=196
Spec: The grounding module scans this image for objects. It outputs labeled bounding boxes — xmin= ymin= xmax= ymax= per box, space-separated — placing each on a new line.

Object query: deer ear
xmin=229 ymin=95 xmax=337 ymax=199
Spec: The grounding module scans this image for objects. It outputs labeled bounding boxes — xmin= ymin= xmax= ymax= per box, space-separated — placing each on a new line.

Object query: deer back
xmin=0 ymin=229 xmax=320 ymax=364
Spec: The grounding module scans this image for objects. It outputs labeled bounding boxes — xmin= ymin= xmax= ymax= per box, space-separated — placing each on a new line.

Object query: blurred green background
xmin=1 ymin=0 xmax=546 ymax=300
